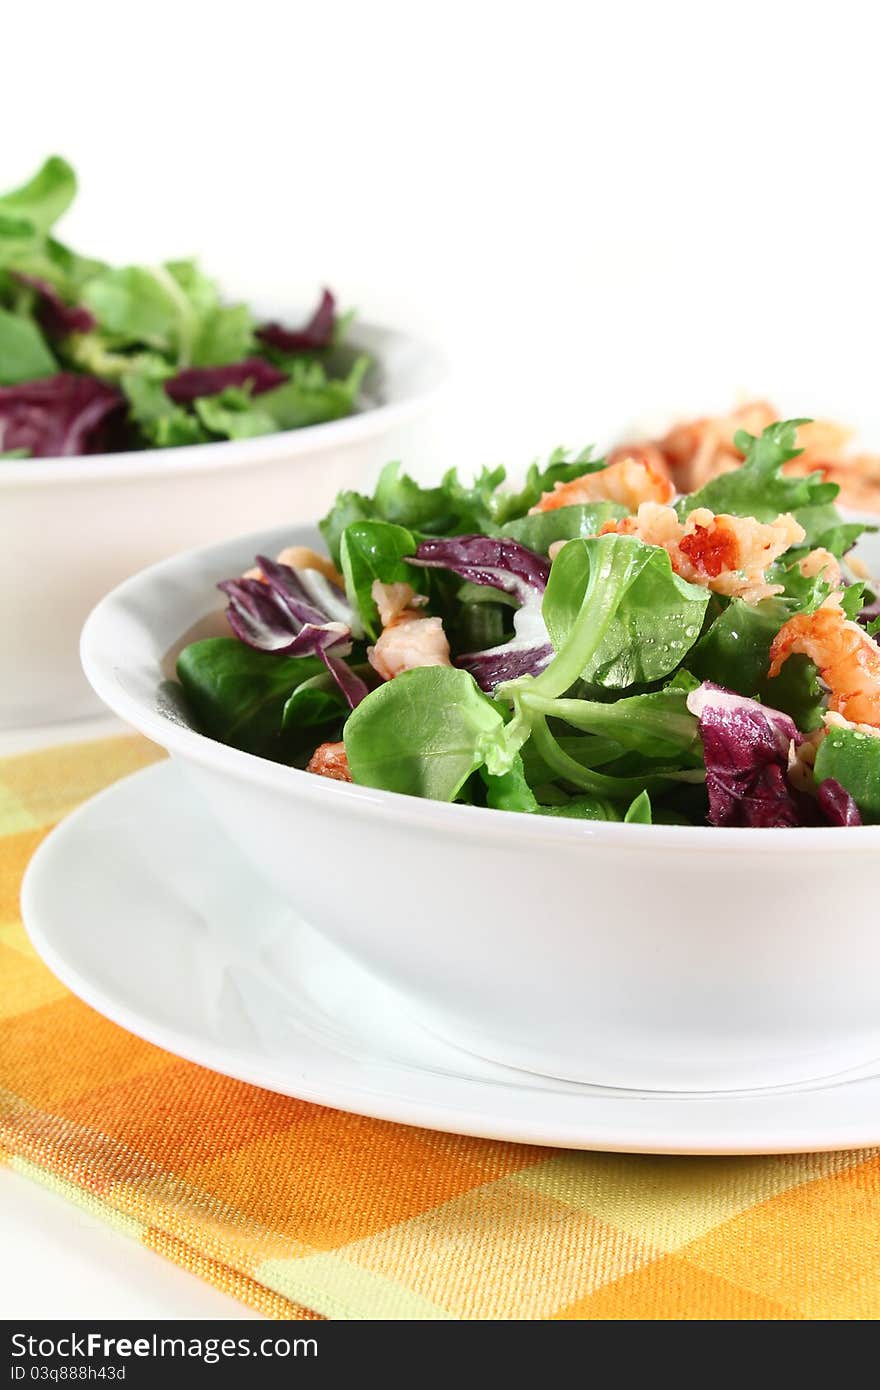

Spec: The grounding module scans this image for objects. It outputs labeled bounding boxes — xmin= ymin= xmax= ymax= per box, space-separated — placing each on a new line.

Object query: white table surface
xmin=0 ymin=715 xmax=263 ymax=1320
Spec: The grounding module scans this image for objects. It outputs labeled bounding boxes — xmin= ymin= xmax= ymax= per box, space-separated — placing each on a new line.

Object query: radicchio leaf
xmin=410 ymin=535 xmax=550 ymax=607
xmin=219 ymin=555 xmax=367 ymax=709
xmin=686 ymin=681 xmax=862 ymax=826
xmin=256 ymin=289 xmax=336 ymax=354
xmin=255 ymin=554 xmax=360 ymax=635
xmin=409 ymin=534 xmax=553 ymax=692
xmin=165 ymin=359 xmax=286 ymax=404
xmin=816 ymin=777 xmax=862 ymax=826
xmin=12 ymin=273 xmax=96 ymax=338
xmin=458 ymin=640 xmax=554 ymax=690
xmin=0 ymin=373 xmax=125 ymax=457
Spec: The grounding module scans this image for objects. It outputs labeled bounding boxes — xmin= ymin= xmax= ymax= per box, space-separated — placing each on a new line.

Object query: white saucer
xmin=20 ymin=761 xmax=880 ymax=1155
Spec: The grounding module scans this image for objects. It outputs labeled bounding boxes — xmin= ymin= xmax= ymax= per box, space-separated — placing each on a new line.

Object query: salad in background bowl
xmin=0 ymin=159 xmax=445 ymax=728
xmin=0 ymin=156 xmax=368 ymax=456
xmin=80 ymin=413 xmax=880 ymax=1094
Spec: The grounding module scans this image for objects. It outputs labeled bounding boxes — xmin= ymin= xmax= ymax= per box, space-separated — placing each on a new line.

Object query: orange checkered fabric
xmin=2 ymin=734 xmax=880 ymax=1320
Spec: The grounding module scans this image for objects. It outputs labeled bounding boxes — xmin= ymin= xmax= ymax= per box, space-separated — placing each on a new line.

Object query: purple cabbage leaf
xmin=411 ymin=535 xmax=550 ymax=604
xmin=219 ymin=554 xmax=367 ymax=709
xmin=12 ymin=273 xmax=97 ymax=338
xmin=165 ymin=358 xmax=286 ymax=404
xmin=409 ymin=535 xmax=553 ymax=691
xmin=816 ymin=777 xmax=862 ymax=827
xmin=686 ymin=681 xmax=861 ymax=827
xmin=256 ymin=289 xmax=336 ymax=355
xmin=0 ymin=373 xmax=125 ymax=456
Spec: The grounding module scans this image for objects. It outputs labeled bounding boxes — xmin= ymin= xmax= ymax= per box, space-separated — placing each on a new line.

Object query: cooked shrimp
xmin=825 ymin=710 xmax=880 ymax=738
xmin=788 ymin=419 xmax=854 ymax=470
xmin=600 ymin=502 xmax=804 ymax=604
xmin=275 ymin=546 xmax=345 ymax=588
xmin=798 ymin=547 xmax=843 ymax=590
xmin=605 ymin=443 xmax=671 ymax=477
xmin=244 ymin=545 xmax=344 ymax=588
xmin=372 ymin=581 xmax=427 ymax=627
xmin=529 ymin=454 xmax=674 ymax=515
xmin=367 ymin=579 xmax=451 ymax=681
xmin=306 ymin=741 xmax=352 ymax=781
xmin=652 ymin=401 xmax=777 ymax=493
xmin=625 ymin=399 xmax=880 ymax=511
xmin=769 ymin=599 xmax=880 ymax=726
xmin=788 ymin=450 xmax=880 ymax=513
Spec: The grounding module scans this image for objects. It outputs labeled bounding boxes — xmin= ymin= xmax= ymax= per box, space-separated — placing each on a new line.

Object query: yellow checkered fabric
xmin=2 ymin=734 xmax=880 ymax=1320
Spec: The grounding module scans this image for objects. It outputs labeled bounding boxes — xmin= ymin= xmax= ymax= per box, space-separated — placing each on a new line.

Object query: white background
xmin=4 ymin=0 xmax=880 ymax=468
xmin=3 ymin=0 xmax=879 ymax=1318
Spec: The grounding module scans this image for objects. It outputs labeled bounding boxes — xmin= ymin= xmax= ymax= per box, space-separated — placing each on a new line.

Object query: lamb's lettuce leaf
xmin=177 ymin=639 xmax=329 ymax=758
xmin=344 ymin=666 xmax=506 ymax=800
xmin=519 ymin=686 xmax=700 ymax=762
xmin=814 ymin=725 xmax=880 ymax=823
xmin=539 ymin=534 xmax=710 ymax=691
xmin=624 ymin=790 xmax=652 ymax=824
xmin=340 ymin=520 xmax=421 ymax=640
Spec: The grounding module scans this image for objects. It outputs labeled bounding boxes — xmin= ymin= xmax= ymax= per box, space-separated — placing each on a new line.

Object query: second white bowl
xmin=2 ymin=320 xmax=445 ymax=728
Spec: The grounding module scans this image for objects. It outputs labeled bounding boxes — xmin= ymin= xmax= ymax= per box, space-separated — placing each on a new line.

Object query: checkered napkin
xmin=2 ymin=734 xmax=880 ymax=1320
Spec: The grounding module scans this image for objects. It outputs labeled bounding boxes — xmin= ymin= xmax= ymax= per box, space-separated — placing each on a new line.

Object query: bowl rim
xmin=80 ymin=518 xmax=880 ymax=854
xmin=0 ymin=319 xmax=447 ymax=488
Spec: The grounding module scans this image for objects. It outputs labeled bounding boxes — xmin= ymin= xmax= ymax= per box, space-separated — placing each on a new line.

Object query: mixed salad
xmin=0 ymin=157 xmax=365 ymax=457
xmin=621 ymin=399 xmax=880 ymax=514
xmin=176 ymin=418 xmax=880 ymax=828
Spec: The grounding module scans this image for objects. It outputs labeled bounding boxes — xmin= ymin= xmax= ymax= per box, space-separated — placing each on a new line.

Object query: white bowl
xmin=1 ymin=322 xmax=445 ymax=728
xmin=80 ymin=520 xmax=880 ymax=1095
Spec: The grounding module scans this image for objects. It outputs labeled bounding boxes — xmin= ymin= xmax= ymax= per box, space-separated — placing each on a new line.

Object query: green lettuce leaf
xmin=491 ymin=447 xmax=604 ymax=524
xmin=689 ymin=597 xmax=824 ymax=730
xmin=81 ymin=264 xmax=200 ymax=362
xmin=679 ymin=419 xmax=835 ymax=521
xmin=339 ymin=520 xmax=421 ymax=640
xmin=165 ymin=260 xmax=255 ymax=366
xmin=344 ymin=665 xmax=506 ymax=800
xmin=281 ymin=671 xmax=350 ymax=732
xmin=794 ymin=501 xmax=871 ymax=556
xmin=624 ymin=790 xmax=652 ymax=823
xmin=480 ymin=756 xmax=539 ymax=813
xmin=320 ymin=448 xmax=606 ymax=549
xmin=122 ymin=375 xmax=210 ymax=448
xmin=519 ymin=686 xmax=700 ymax=761
xmin=258 ymin=356 xmax=368 ymax=431
xmin=500 ymin=501 xmax=627 ymax=553
xmin=540 ymin=534 xmax=710 ymax=690
xmin=371 ymin=461 xmax=455 ymax=533
xmin=191 ymin=303 xmax=255 ymax=367
xmin=319 ymin=490 xmax=377 ymax=567
xmin=193 ymin=387 xmax=276 ymax=440
xmin=0 ymin=309 xmax=56 ymax=384
xmin=62 ymin=333 xmax=171 ymax=383
xmin=177 ymin=639 xmax=329 ymax=757
xmin=814 ymin=726 xmax=880 ymax=822
xmin=0 ymin=156 xmax=76 ymax=234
